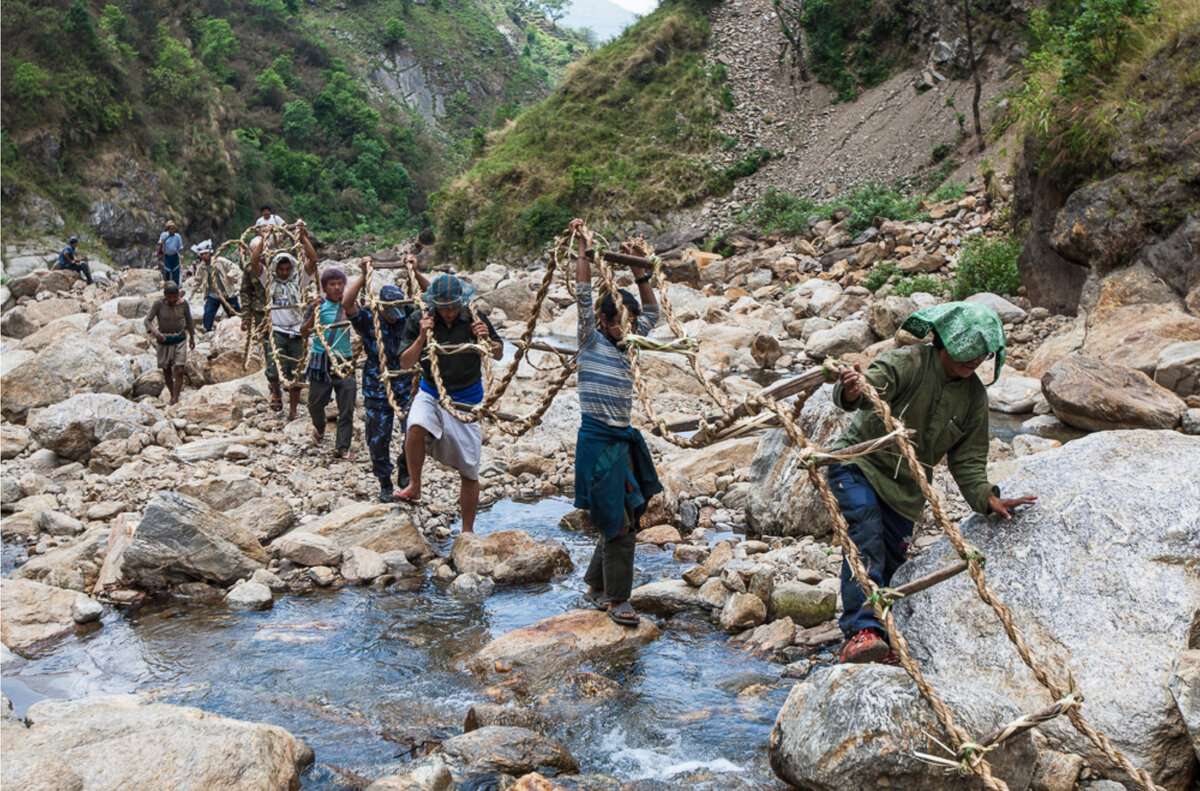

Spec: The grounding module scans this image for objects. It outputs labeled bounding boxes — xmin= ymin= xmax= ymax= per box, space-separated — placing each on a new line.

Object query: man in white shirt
xmin=254 ymin=205 xmax=285 ymax=231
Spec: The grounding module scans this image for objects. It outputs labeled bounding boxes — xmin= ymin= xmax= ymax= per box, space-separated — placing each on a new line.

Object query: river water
xmin=2 ymin=497 xmax=793 ymax=790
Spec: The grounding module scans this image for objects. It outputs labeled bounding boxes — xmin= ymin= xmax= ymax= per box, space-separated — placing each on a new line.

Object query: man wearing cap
xmin=191 ymin=239 xmax=241 ymax=331
xmin=157 ymin=221 xmax=185 ymax=285
xmin=830 ymin=301 xmax=1037 ymax=665
xmin=144 ymin=282 xmax=196 ymax=405
xmin=248 ymin=222 xmax=318 ymax=419
xmin=396 ymin=274 xmax=502 ymax=533
xmin=343 ymin=255 xmax=431 ymax=501
xmin=301 ymin=266 xmax=357 ymax=459
xmin=56 ymin=236 xmax=92 ymax=285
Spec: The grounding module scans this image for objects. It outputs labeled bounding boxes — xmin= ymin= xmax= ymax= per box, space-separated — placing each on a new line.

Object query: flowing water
xmin=1 ymin=498 xmax=794 ymax=790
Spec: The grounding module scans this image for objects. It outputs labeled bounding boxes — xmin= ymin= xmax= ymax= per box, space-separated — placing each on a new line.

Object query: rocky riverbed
xmin=2 ymin=192 xmax=1199 ymax=790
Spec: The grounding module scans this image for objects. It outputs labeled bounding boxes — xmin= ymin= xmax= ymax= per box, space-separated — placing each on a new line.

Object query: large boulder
xmin=1168 ymin=651 xmax=1200 ymax=758
xmin=657 ymin=437 xmax=760 ymax=501
xmin=12 ymin=525 xmax=111 ymax=592
xmin=1 ymin=336 xmax=135 ymax=422
xmin=1041 ymin=354 xmax=1186 ymax=431
xmin=629 ymin=579 xmax=704 ymax=616
xmin=272 ymin=501 xmax=430 ymax=563
xmin=0 ymin=578 xmax=99 ymax=656
xmin=966 ymin=292 xmax=1027 ymax=323
xmin=450 ymin=530 xmax=572 ymax=585
xmin=471 ymin=610 xmax=659 ymax=685
xmin=892 ymin=430 xmax=1200 ymax=789
xmin=768 ymin=581 xmax=836 ymax=628
xmin=745 ymin=385 xmax=851 ymax=537
xmin=1154 ymin=340 xmax=1200 ymax=397
xmin=438 ymin=726 xmax=578 ymax=779
xmin=116 ymin=491 xmax=269 ymax=588
xmin=28 ymin=393 xmax=158 ymax=461
xmin=805 ymin=320 xmax=875 ymax=359
xmin=229 ymin=497 xmax=296 ymax=543
xmin=177 ymin=474 xmax=263 ymax=511
xmin=1 ymin=694 xmax=312 ymax=790
xmin=866 ymin=296 xmax=917 ymax=339
xmin=988 ymin=376 xmax=1045 ymax=414
xmin=769 ymin=664 xmax=1037 ymax=790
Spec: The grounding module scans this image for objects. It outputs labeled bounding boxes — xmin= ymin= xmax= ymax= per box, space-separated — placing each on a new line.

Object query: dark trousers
xmin=202 ymin=295 xmax=241 ymax=331
xmin=58 ymin=261 xmax=92 ymax=284
xmin=364 ymin=400 xmax=408 ymax=485
xmin=829 ymin=463 xmax=914 ymax=638
xmin=583 ymin=522 xmax=636 ymax=602
xmin=308 ymin=376 xmax=356 ymax=452
xmin=162 ymin=254 xmax=181 ymax=285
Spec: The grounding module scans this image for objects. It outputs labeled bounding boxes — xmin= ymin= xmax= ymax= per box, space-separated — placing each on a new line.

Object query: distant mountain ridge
xmin=562 ymin=0 xmax=638 ymax=40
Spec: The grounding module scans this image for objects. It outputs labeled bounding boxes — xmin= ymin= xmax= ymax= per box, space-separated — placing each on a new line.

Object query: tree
xmin=281 ymin=99 xmax=317 ymax=142
xmin=9 ymin=62 xmax=52 ymax=109
xmin=196 ymin=18 xmax=238 ymax=81
xmin=253 ymin=68 xmax=287 ymax=109
xmin=383 ymin=17 xmax=408 ymax=47
xmin=533 ymin=0 xmax=569 ymax=28
xmin=147 ymin=27 xmax=200 ymax=105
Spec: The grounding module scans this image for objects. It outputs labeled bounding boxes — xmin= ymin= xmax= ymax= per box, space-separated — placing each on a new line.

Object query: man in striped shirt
xmin=570 ymin=219 xmax=664 ymax=627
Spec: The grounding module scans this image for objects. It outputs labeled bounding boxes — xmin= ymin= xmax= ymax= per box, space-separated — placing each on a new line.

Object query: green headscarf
xmin=901 ymin=301 xmax=1006 ymax=384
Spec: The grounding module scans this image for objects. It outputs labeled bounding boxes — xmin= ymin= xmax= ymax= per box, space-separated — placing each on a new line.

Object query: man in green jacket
xmin=829 ymin=302 xmax=1037 ymax=664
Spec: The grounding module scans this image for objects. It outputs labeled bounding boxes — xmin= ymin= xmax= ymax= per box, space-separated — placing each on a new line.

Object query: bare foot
xmin=312 ymin=430 xmax=325 ymax=444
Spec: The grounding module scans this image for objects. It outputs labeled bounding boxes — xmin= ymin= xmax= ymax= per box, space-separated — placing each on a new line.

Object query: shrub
xmin=253 ymin=68 xmax=287 ymax=109
xmin=862 ymin=260 xmax=897 ymax=292
xmin=196 ymin=18 xmax=238 ymax=80
xmin=383 ymin=17 xmax=407 ymax=46
xmin=516 ymin=196 xmax=572 ymax=246
xmin=839 ymin=182 xmax=924 ymax=235
xmin=147 ymin=30 xmax=200 ymax=105
xmin=281 ymin=99 xmax=316 ymax=142
xmin=932 ymin=181 xmax=966 ymax=201
xmin=892 ymin=273 xmax=945 ymax=297
xmin=738 ymin=187 xmax=821 ymax=236
xmin=950 ymin=233 xmax=1024 ymax=299
xmin=9 ymin=61 xmax=52 ymax=108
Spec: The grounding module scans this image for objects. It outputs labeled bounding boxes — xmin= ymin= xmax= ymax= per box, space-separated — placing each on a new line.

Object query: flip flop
xmin=607 ymin=601 xmax=640 ymax=627
xmin=335 ymin=450 xmax=357 ymax=461
xmin=584 ymin=590 xmax=609 ymax=612
xmin=312 ymin=431 xmax=325 ymax=444
xmin=269 ymin=395 xmax=283 ymax=411
xmin=393 ymin=488 xmax=421 ymax=503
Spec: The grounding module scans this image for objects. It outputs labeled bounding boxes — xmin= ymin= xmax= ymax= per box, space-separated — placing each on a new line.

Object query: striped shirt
xmin=577 ymin=282 xmax=660 ymax=427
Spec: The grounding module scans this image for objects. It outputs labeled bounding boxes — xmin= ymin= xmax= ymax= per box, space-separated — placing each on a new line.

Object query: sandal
xmin=393 ymin=488 xmax=421 ymax=503
xmin=607 ymin=601 xmax=640 ymax=627
xmin=584 ymin=590 xmax=610 ymax=612
xmin=312 ymin=431 xmax=325 ymax=444
xmin=336 ymin=450 xmax=357 ymax=461
xmin=269 ymin=395 xmax=283 ymax=411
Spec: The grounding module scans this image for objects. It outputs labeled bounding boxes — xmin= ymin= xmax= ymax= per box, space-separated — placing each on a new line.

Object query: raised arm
xmin=343 ymin=260 xmax=367 ymax=319
xmin=404 ymin=254 xmax=431 ymax=293
xmin=297 ymin=221 xmax=317 ymax=276
xmin=400 ymin=312 xmax=432 ymax=370
xmin=249 ymin=235 xmax=265 ymax=278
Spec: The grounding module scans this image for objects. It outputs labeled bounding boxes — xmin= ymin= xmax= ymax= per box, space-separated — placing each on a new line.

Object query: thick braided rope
xmin=850 ymin=370 xmax=1165 ymax=791
xmin=362 ymin=260 xmax=416 ymax=420
xmin=479 ymin=250 xmax=561 ymax=411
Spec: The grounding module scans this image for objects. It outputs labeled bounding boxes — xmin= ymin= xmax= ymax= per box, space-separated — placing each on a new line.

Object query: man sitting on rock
xmin=301 ymin=266 xmax=357 ymax=460
xmin=190 ymin=239 xmax=241 ymax=331
xmin=144 ymin=282 xmax=196 ymax=405
xmin=56 ymin=235 xmax=92 ymax=285
xmin=568 ymin=219 xmax=663 ymax=628
xmin=830 ymin=301 xmax=1037 ymax=664
xmin=395 ymin=273 xmax=502 ymax=533
xmin=342 ymin=254 xmax=430 ymax=501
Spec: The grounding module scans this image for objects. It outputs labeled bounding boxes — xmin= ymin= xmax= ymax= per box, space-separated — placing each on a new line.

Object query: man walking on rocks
xmin=144 ymin=282 xmax=195 ymax=405
xmin=157 ymin=220 xmax=184 ymax=286
xmin=343 ymin=255 xmax=430 ymax=501
xmin=301 ymin=266 xmax=357 ymax=460
xmin=395 ymin=273 xmax=502 ymax=533
xmin=56 ymin=235 xmax=92 ymax=285
xmin=830 ymin=301 xmax=1036 ymax=664
xmin=191 ymin=240 xmax=241 ymax=331
xmin=568 ymin=219 xmax=663 ymax=628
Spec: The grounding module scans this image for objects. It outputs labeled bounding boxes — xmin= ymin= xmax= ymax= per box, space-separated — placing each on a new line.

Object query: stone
xmin=1 ymin=336 xmax=135 ymax=422
xmin=507 ymin=454 xmax=556 ymax=477
xmin=1 ymin=424 xmax=31 ymax=459
xmin=449 ymin=572 xmax=495 ymax=602
xmin=367 ymin=763 xmax=454 ymax=791
xmin=278 ymin=532 xmax=343 ymax=567
xmin=1167 ymin=650 xmax=1199 ymax=758
xmin=439 ymin=726 xmax=578 ymax=778
xmin=27 ymin=393 xmax=157 ymax=460
xmin=751 ymin=332 xmax=783 ymax=368
xmin=988 ymin=376 xmax=1044 ymax=414
xmin=36 ymin=510 xmax=84 ymax=536
xmin=228 ymin=497 xmax=297 ymax=543
xmin=1 ymin=578 xmax=96 ymax=656
xmin=12 ymin=525 xmax=111 ymax=592
xmin=892 ymin=430 xmax=1200 ymax=789
xmin=629 ymin=579 xmax=703 ymax=616
xmin=250 ymin=569 xmax=288 ymax=593
xmin=1031 ymin=750 xmax=1085 ymax=791
xmin=1042 ymin=354 xmax=1186 ymax=431
xmin=274 ymin=502 xmax=431 ymax=563
xmin=719 ymin=591 xmax=767 ymax=633
xmin=657 ymin=437 xmax=760 ymax=501
xmin=737 ymin=617 xmax=796 ymax=658
xmin=225 ymin=580 xmax=273 ymax=610
xmin=341 ymin=546 xmax=387 ymax=583
xmin=71 ymin=596 xmax=103 ymax=623
xmin=698 ymin=577 xmax=730 ymax=609
xmin=471 ymin=610 xmax=659 ymax=684
xmin=681 ymin=542 xmax=733 ymax=586
xmin=635 ymin=525 xmax=681 ymax=545
xmin=966 ymin=292 xmax=1027 ymax=323
xmin=1 ymin=694 xmax=311 ymax=790
xmin=768 ymin=581 xmax=837 ymax=628
xmin=308 ymin=566 xmax=336 ymax=586
xmin=1011 ymin=435 xmax=1061 ymax=457
xmin=1183 ymin=408 xmax=1200 ymax=435
xmin=177 ymin=474 xmax=264 ymax=511
xmin=450 ymin=530 xmax=572 ymax=585
xmin=116 ymin=491 xmax=269 ymax=588
xmin=805 ymin=320 xmax=875 ymax=359
xmin=866 ymin=295 xmax=916 ymax=339
xmin=1019 ymin=414 xmax=1068 ymax=438
xmin=170 ymin=437 xmax=241 ymax=462
xmin=769 ymin=664 xmax=1037 ymax=791
xmin=1154 ymin=340 xmax=1199 ymax=397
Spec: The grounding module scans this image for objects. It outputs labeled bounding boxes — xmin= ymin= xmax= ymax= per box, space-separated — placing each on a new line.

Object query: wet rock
xmin=278 ymin=532 xmax=343 ymax=567
xmin=117 ymin=491 xmax=268 ymax=588
xmin=1153 ymin=340 xmax=1199 ymax=397
xmin=275 ymin=502 xmax=431 ymax=563
xmin=2 ymin=694 xmax=312 ymax=790
xmin=769 ymin=581 xmax=836 ymax=628
xmin=251 ymin=568 xmax=288 ymax=593
xmin=450 ymin=530 xmax=572 ymax=585
xmin=449 ymin=572 xmax=495 ymax=601
xmin=367 ymin=763 xmax=454 ymax=791
xmin=0 ymin=578 xmax=97 ymax=656
xmin=681 ymin=541 xmax=733 ymax=586
xmin=229 ymin=497 xmax=296 ymax=543
xmin=471 ymin=610 xmax=659 ymax=684
xmin=893 ymin=430 xmax=1200 ymax=789
xmin=629 ymin=579 xmax=703 ymax=616
xmin=988 ymin=376 xmax=1044 ymax=414
xmin=769 ymin=664 xmax=1036 ymax=790
xmin=178 ymin=474 xmax=263 ymax=511
xmin=1167 ymin=650 xmax=1199 ymax=757
xmin=1042 ymin=354 xmax=1186 ymax=430
xmin=805 ymin=320 xmax=874 ymax=359
xmin=71 ymin=596 xmax=103 ymax=623
xmin=736 ymin=616 xmax=795 ymax=657
xmin=439 ymin=726 xmax=578 ymax=778
xmin=225 ymin=580 xmax=273 ymax=610
xmin=720 ymin=591 xmax=766 ymax=633
xmin=12 ymin=525 xmax=110 ymax=592
xmin=342 ymin=546 xmax=387 ymax=584
xmin=698 ymin=577 xmax=730 ymax=609
xmin=1 ymin=336 xmax=135 ymax=422
xmin=308 ymin=566 xmax=336 ymax=586
xmin=635 ymin=525 xmax=681 ymax=545
xmin=1019 ymin=414 xmax=1068 ymax=438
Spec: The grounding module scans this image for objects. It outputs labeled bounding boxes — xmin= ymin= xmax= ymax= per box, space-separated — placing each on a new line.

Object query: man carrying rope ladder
xmin=395 ymin=273 xmax=503 ymax=533
xmin=830 ymin=301 xmax=1037 ymax=664
xmin=189 ymin=239 xmax=241 ymax=332
xmin=343 ymin=254 xmax=430 ymax=502
xmin=568 ymin=219 xmax=664 ymax=628
xmin=300 ymin=267 xmax=357 ymax=460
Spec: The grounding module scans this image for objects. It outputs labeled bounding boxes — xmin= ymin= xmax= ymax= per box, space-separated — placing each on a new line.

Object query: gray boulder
xmin=805 ymin=320 xmax=875 ymax=359
xmin=438 ymin=726 xmax=578 ymax=779
xmin=768 ymin=581 xmax=836 ymax=628
xmin=988 ymin=376 xmax=1044 ymax=414
xmin=1042 ymin=354 xmax=1186 ymax=431
xmin=966 ymin=292 xmax=1027 ymax=323
xmin=228 ymin=497 xmax=297 ymax=544
xmin=450 ymin=529 xmax=573 ymax=585
xmin=0 ymin=578 xmax=98 ymax=656
xmin=769 ymin=664 xmax=1037 ymax=790
xmin=866 ymin=295 xmax=917 ymax=339
xmin=117 ymin=492 xmax=269 ymax=588
xmin=28 ymin=393 xmax=158 ymax=460
xmin=225 ymin=581 xmax=273 ymax=611
xmin=893 ymin=430 xmax=1200 ymax=790
xmin=1154 ymin=340 xmax=1199 ymax=397
xmin=630 ymin=579 xmax=704 ymax=616
xmin=449 ymin=571 xmax=495 ymax=602
xmin=178 ymin=474 xmax=264 ymax=511
xmin=1 ymin=336 xmax=136 ymax=422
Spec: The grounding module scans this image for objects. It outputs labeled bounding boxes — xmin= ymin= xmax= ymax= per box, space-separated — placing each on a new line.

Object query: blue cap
xmin=379 ymin=284 xmax=405 ymax=321
xmin=422 ymin=274 xmax=475 ymax=308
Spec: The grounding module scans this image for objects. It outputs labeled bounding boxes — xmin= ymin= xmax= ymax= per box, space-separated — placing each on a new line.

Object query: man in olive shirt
xmin=830 ymin=302 xmax=1036 ymax=664
xmin=395 ymin=274 xmax=502 ymax=533
xmin=144 ymin=282 xmax=196 ymax=405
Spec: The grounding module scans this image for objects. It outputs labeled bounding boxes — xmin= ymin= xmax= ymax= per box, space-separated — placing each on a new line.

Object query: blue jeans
xmin=162 ymin=254 xmax=180 ymax=285
xmin=57 ymin=260 xmax=92 ymax=284
xmin=202 ymin=295 xmax=241 ymax=331
xmin=829 ymin=463 xmax=914 ymax=638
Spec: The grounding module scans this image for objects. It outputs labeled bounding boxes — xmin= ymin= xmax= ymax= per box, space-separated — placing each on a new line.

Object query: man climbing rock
xmin=190 ymin=239 xmax=241 ymax=331
xmin=144 ymin=282 xmax=195 ymax=406
xmin=343 ymin=254 xmax=430 ymax=501
xmin=247 ymin=221 xmax=318 ymax=420
xmin=157 ymin=220 xmax=184 ymax=285
xmin=395 ymin=273 xmax=502 ymax=533
xmin=830 ymin=301 xmax=1037 ymax=664
xmin=55 ymin=235 xmax=92 ymax=285
xmin=301 ymin=266 xmax=357 ymax=460
xmin=568 ymin=219 xmax=663 ymax=628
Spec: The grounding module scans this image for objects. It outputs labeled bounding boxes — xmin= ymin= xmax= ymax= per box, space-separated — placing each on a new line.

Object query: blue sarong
xmin=574 ymin=414 xmax=663 ymax=539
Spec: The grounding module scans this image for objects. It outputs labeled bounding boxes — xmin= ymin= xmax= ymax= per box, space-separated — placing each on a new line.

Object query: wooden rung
xmin=861 ymin=561 xmax=969 ymax=611
xmin=656 ymin=365 xmax=829 ymax=434
xmin=585 ymin=248 xmax=651 ymax=268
